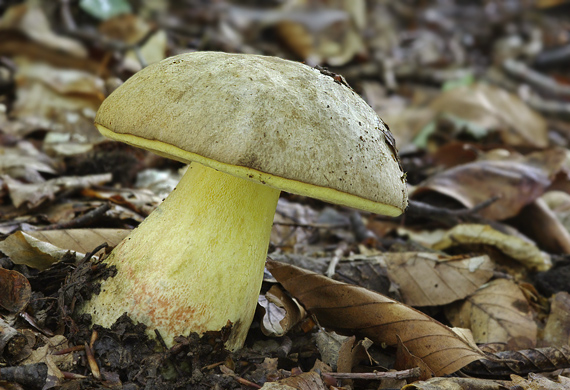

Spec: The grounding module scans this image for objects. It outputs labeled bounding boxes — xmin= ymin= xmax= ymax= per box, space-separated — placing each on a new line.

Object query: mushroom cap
xmin=95 ymin=52 xmax=407 ymax=215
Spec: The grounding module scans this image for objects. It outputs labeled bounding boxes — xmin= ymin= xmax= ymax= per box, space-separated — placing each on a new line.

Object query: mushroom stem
xmin=84 ymin=162 xmax=281 ymax=349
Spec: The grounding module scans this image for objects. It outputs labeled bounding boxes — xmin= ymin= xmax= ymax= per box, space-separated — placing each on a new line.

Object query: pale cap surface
xmin=95 ymin=51 xmax=408 ymax=215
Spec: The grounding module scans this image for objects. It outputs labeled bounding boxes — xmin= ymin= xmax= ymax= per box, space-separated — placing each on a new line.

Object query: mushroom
xmin=84 ymin=51 xmax=408 ymax=350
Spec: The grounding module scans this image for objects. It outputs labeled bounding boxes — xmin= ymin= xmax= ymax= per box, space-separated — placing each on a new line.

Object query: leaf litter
xmin=3 ymin=1 xmax=570 ymax=389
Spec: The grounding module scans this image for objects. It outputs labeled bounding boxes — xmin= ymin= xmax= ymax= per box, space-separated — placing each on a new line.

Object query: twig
xmin=53 ymin=344 xmax=85 ymax=355
xmin=327 ymin=367 xmax=420 ymax=380
xmin=503 ymin=59 xmax=570 ymax=98
xmin=219 ymin=365 xmax=262 ymax=389
xmin=405 ymin=197 xmax=499 ymax=227
xmin=39 ymin=203 xmax=110 ymax=230
xmin=326 ymin=242 xmax=348 ymax=278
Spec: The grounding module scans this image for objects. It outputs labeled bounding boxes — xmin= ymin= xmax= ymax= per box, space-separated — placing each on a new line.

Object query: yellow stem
xmin=84 ymin=162 xmax=280 ymax=349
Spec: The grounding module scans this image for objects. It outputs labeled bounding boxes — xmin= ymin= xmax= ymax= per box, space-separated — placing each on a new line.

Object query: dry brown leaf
xmin=4 ymin=173 xmax=112 ymax=208
xmin=263 ymin=371 xmax=327 ymax=390
xmin=259 ymin=285 xmax=306 ymax=337
xmin=82 ymin=186 xmax=163 ymax=217
xmin=432 ymin=224 xmax=551 ymax=272
xmin=0 ymin=268 xmax=31 ymax=313
xmin=0 ymin=3 xmax=86 ymax=57
xmin=542 ymin=190 xmax=570 ymax=234
xmin=0 ymin=229 xmax=130 ymax=270
xmin=11 ymin=58 xmax=105 ymax=137
xmin=412 ymin=148 xmax=566 ymax=220
xmin=401 ymin=376 xmax=507 ymax=389
xmin=395 ymin=335 xmax=433 ymax=381
xmin=266 ymin=259 xmax=486 ymax=376
xmin=20 ymin=334 xmax=74 ymax=389
xmin=314 ymin=330 xmax=350 ymax=371
xmin=541 ymin=292 xmax=570 ymax=347
xmin=420 ymin=83 xmax=548 ymax=148
xmin=511 ymin=373 xmax=570 ymax=389
xmin=384 ymin=252 xmax=494 ymax=306
xmin=0 ymin=141 xmax=57 ymax=182
xmin=337 ymin=336 xmax=373 ymax=373
xmin=445 ymin=279 xmax=537 ymax=350
xmin=510 ymin=198 xmax=570 ymax=254
xmin=98 ymin=14 xmax=167 ymax=72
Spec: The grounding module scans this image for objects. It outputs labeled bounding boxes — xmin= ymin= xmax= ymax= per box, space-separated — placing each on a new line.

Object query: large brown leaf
xmin=384 ymin=253 xmax=494 ymax=307
xmin=412 ymin=148 xmax=566 ymax=220
xmin=445 ymin=279 xmax=537 ymax=350
xmin=0 ymin=268 xmax=31 ymax=313
xmin=266 ymin=259 xmax=486 ymax=376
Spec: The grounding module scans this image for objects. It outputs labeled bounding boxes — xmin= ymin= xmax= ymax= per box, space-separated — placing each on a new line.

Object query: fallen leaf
xmin=395 ymin=335 xmax=433 ymax=381
xmin=0 ymin=140 xmax=57 ymax=182
xmin=0 ymin=268 xmax=31 ymax=313
xmin=337 ymin=336 xmax=373 ymax=373
xmin=267 ymin=259 xmax=486 ymax=376
xmin=259 ymin=285 xmax=306 ymax=337
xmin=401 ymin=376 xmax=507 ymax=389
xmin=541 ymin=292 xmax=570 ymax=347
xmin=384 ymin=252 xmax=494 ymax=306
xmin=0 ymin=3 xmax=86 ymax=57
xmin=0 ymin=229 xmax=130 ymax=270
xmin=263 ymin=370 xmax=326 ymax=390
xmin=4 ymin=173 xmax=112 ymax=208
xmin=20 ymin=334 xmax=74 ymax=389
xmin=511 ymin=373 xmax=570 ymax=389
xmin=432 ymin=224 xmax=551 ymax=272
xmin=445 ymin=279 xmax=537 ymax=350
xmin=542 ymin=190 xmax=570 ymax=234
xmin=314 ymin=330 xmax=350 ymax=371
xmin=417 ymin=83 xmax=548 ymax=148
xmin=412 ymin=148 xmax=566 ymax=220
xmin=509 ymin=198 xmax=570 ymax=254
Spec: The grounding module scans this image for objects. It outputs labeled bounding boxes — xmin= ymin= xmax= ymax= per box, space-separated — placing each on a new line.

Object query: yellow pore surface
xmin=96 ymin=124 xmax=404 ymax=217
xmin=85 ymin=162 xmax=280 ymax=349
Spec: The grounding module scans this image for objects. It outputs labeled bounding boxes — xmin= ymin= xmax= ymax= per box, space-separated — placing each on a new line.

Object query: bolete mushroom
xmin=85 ymin=51 xmax=408 ymax=350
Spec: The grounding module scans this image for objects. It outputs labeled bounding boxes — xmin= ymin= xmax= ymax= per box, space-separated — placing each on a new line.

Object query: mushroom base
xmin=83 ymin=162 xmax=281 ymax=350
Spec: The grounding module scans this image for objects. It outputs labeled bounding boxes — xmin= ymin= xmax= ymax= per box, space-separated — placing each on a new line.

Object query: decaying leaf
xmin=445 ymin=279 xmax=537 ymax=350
xmin=0 ymin=140 xmax=57 ymax=182
xmin=383 ymin=252 xmax=494 ymax=306
xmin=11 ymin=58 xmax=105 ymax=137
xmin=395 ymin=335 xmax=433 ymax=381
xmin=267 ymin=259 xmax=486 ymax=376
xmin=262 ymin=370 xmax=326 ymax=390
xmin=314 ymin=330 xmax=350 ymax=371
xmin=542 ymin=190 xmax=570 ymax=233
xmin=0 ymin=3 xmax=87 ymax=57
xmin=20 ymin=334 xmax=74 ymax=389
xmin=0 ymin=229 xmax=129 ymax=270
xmin=0 ymin=268 xmax=31 ymax=313
xmin=462 ymin=345 xmax=570 ymax=379
xmin=412 ymin=148 xmax=566 ymax=220
xmin=0 ymin=317 xmax=28 ymax=357
xmin=401 ymin=376 xmax=508 ymax=390
xmin=432 ymin=224 xmax=551 ymax=271
xmin=417 ymin=83 xmax=548 ymax=148
xmin=259 ymin=285 xmax=306 ymax=337
xmin=542 ymin=292 xmax=570 ymax=347
xmin=4 ymin=173 xmax=112 ymax=208
xmin=511 ymin=373 xmax=570 ymax=390
xmin=510 ymin=198 xmax=570 ymax=254
xmin=336 ymin=336 xmax=374 ymax=373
